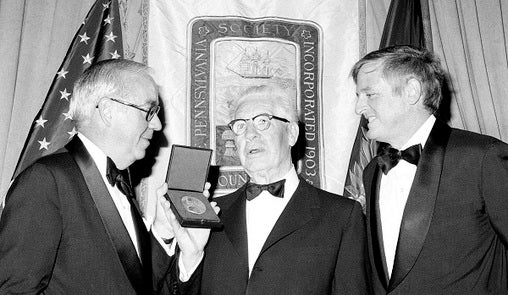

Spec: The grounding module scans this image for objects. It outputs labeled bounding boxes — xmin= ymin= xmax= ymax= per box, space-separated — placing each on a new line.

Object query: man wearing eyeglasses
xmin=0 ymin=59 xmax=212 ymax=294
xmin=195 ymin=85 xmax=368 ymax=295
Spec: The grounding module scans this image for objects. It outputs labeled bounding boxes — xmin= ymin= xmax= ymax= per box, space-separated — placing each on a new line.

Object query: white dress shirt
xmin=78 ymin=134 xmax=198 ymax=281
xmin=379 ymin=115 xmax=435 ymax=277
xmin=246 ymin=166 xmax=299 ymax=275
xmin=78 ymin=134 xmax=143 ymax=256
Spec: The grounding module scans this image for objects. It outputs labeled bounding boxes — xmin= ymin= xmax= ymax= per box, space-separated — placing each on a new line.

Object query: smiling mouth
xmin=363 ymin=115 xmax=375 ymax=123
xmin=247 ymin=147 xmax=263 ymax=155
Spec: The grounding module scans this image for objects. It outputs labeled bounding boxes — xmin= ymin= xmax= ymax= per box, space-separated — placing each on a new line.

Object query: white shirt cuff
xmin=178 ymin=251 xmax=204 ymax=282
xmin=149 ymin=224 xmax=203 ymax=281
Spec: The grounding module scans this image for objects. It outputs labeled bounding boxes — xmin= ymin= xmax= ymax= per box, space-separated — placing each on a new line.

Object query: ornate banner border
xmin=188 ymin=16 xmax=324 ymax=194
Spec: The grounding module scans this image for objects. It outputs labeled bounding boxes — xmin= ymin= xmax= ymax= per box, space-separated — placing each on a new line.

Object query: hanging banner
xmin=188 ymin=17 xmax=323 ymax=193
xmin=146 ymin=0 xmax=361 ymax=200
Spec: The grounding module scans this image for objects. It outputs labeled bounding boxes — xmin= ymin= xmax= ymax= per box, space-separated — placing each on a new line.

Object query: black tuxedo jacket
xmin=199 ymin=177 xmax=369 ymax=295
xmin=0 ymin=137 xmax=191 ymax=294
xmin=364 ymin=120 xmax=508 ymax=294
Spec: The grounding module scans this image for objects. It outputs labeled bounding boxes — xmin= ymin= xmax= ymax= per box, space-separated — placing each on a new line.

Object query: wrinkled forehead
xmin=234 ymin=94 xmax=277 ymax=119
xmin=356 ymin=60 xmax=392 ymax=88
xmin=123 ymin=74 xmax=159 ymax=105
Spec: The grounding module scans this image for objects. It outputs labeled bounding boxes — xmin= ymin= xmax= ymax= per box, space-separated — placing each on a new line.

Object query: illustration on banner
xmin=188 ymin=17 xmax=323 ymax=194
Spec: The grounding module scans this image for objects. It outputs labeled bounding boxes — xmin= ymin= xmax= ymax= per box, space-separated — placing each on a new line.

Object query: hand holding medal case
xmin=165 ymin=145 xmax=221 ymax=228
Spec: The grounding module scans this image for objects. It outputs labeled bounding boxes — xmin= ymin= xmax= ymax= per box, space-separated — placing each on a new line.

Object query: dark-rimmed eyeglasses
xmin=228 ymin=113 xmax=289 ymax=135
xmin=102 ymin=97 xmax=160 ymax=121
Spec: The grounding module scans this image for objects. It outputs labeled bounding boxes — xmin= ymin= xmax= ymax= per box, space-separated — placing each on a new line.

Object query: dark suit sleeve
xmin=0 ymin=164 xmax=62 ymax=294
xmin=481 ymin=140 xmax=508 ymax=247
xmin=152 ymin=241 xmax=202 ymax=295
xmin=176 ymin=253 xmax=202 ymax=295
xmin=150 ymin=234 xmax=176 ymax=294
xmin=333 ymin=201 xmax=370 ymax=295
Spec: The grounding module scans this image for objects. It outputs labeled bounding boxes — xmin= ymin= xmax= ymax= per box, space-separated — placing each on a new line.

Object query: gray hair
xmin=230 ymin=84 xmax=299 ymax=122
xmin=69 ymin=59 xmax=155 ymax=127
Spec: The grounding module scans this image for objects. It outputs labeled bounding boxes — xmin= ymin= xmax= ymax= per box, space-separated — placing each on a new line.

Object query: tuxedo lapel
xmin=388 ymin=120 xmax=450 ymax=291
xmin=364 ymin=162 xmax=390 ymax=288
xmin=222 ymin=187 xmax=249 ymax=273
xmin=66 ymin=137 xmax=148 ymax=294
xmin=260 ymin=178 xmax=314 ymax=255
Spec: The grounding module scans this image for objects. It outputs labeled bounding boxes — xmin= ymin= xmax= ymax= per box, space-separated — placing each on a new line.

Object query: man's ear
xmin=287 ymin=121 xmax=299 ymax=147
xmin=404 ymin=78 xmax=422 ymax=106
xmin=96 ymin=98 xmax=113 ymax=126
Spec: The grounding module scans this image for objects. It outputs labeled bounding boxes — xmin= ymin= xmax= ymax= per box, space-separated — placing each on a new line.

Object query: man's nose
xmin=149 ymin=113 xmax=162 ymax=131
xmin=354 ymin=95 xmax=367 ymax=115
xmin=244 ymin=121 xmax=259 ymax=139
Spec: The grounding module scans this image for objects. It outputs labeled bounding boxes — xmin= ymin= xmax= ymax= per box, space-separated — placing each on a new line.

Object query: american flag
xmin=12 ymin=0 xmax=123 ymax=180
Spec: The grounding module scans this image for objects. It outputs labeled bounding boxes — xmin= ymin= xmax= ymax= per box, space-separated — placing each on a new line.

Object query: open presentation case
xmin=165 ymin=145 xmax=221 ymax=228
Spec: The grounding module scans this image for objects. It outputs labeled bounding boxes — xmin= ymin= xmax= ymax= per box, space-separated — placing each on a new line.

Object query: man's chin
xmin=365 ymin=129 xmax=378 ymax=141
xmin=244 ymin=162 xmax=270 ymax=175
xmin=134 ymin=150 xmax=147 ymax=161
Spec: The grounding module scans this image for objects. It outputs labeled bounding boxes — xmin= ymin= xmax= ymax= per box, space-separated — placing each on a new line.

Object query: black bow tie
xmin=246 ymin=179 xmax=286 ymax=201
xmin=376 ymin=144 xmax=422 ymax=175
xmin=106 ymin=157 xmax=133 ymax=197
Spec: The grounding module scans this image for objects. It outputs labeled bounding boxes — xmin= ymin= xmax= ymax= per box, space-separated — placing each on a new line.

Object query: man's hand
xmin=151 ymin=182 xmax=212 ymax=238
xmin=158 ymin=183 xmax=219 ymax=270
xmin=148 ymin=183 xmax=175 ymax=239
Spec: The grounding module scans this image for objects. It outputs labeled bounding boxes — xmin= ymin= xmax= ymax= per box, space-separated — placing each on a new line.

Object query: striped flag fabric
xmin=12 ymin=0 xmax=123 ymax=180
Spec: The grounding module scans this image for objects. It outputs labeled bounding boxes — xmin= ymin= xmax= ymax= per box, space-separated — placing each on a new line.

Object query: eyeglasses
xmin=228 ymin=113 xmax=289 ymax=135
xmin=104 ymin=97 xmax=160 ymax=121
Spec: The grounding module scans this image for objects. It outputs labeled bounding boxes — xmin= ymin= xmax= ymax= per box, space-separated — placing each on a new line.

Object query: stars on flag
xmin=59 ymin=89 xmax=71 ymax=101
xmin=35 ymin=117 xmax=48 ymax=128
xmin=82 ymin=53 xmax=94 ymax=64
xmin=104 ymin=15 xmax=114 ymax=25
xmin=62 ymin=112 xmax=73 ymax=121
xmin=78 ymin=32 xmax=91 ymax=44
xmin=56 ymin=69 xmax=68 ymax=79
xmin=109 ymin=50 xmax=121 ymax=59
xmin=13 ymin=0 xmax=124 ymax=179
xmin=104 ymin=32 xmax=117 ymax=42
xmin=38 ymin=138 xmax=50 ymax=150
xmin=102 ymin=1 xmax=111 ymax=10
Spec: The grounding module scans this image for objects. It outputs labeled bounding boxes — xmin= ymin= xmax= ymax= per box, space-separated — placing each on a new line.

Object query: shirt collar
xmin=401 ymin=114 xmax=436 ymax=150
xmin=279 ymin=165 xmax=299 ymax=199
xmin=77 ymin=133 xmax=108 ymax=178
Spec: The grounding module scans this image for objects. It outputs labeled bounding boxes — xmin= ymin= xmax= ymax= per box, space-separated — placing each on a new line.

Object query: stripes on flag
xmin=12 ymin=0 xmax=124 ymax=180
